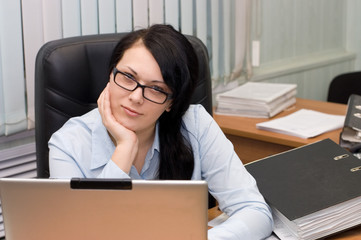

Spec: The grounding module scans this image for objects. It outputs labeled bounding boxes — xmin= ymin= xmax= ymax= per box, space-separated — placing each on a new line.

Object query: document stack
xmin=215 ymin=82 xmax=297 ymax=118
xmin=256 ymin=109 xmax=345 ymax=139
xmin=245 ymin=139 xmax=361 ymax=240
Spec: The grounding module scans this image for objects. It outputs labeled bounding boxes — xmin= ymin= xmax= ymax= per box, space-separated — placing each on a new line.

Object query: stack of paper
xmin=215 ymin=82 xmax=297 ymax=118
xmin=245 ymin=139 xmax=361 ymax=240
xmin=256 ymin=109 xmax=345 ymax=139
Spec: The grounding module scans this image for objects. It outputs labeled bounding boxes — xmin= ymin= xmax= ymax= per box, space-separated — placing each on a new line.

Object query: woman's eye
xmin=151 ymin=85 xmax=165 ymax=92
xmin=123 ymin=73 xmax=134 ymax=80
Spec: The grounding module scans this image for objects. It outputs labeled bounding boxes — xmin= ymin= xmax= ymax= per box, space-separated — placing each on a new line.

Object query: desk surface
xmin=208 ymin=207 xmax=361 ymax=239
xmin=214 ymin=98 xmax=347 ymax=148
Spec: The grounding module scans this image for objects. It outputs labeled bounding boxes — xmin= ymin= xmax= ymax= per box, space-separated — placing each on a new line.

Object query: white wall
xmin=346 ymin=0 xmax=361 ymax=70
xmin=247 ymin=0 xmax=360 ymax=101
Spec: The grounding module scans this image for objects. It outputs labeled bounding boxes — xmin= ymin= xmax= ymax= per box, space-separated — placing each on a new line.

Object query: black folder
xmin=340 ymin=94 xmax=361 ymax=151
xmin=245 ymin=138 xmax=361 ymax=240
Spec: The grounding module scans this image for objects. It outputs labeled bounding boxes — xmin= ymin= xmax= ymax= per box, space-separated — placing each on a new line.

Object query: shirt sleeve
xmin=186 ymin=105 xmax=274 ymax=239
xmin=49 ymin=138 xmax=87 ymax=178
xmin=97 ymin=160 xmax=131 ymax=178
xmin=49 ymin=134 xmax=129 ymax=179
xmin=48 ymin=114 xmax=130 ymax=179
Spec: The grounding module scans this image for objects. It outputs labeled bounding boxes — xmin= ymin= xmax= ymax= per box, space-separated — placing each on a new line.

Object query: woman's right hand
xmin=97 ymin=83 xmax=139 ymax=173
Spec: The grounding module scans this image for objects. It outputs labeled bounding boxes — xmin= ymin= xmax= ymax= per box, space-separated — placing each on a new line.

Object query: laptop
xmin=0 ymin=178 xmax=208 ymax=240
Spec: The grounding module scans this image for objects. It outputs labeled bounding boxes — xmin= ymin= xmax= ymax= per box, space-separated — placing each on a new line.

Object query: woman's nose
xmin=128 ymin=86 xmax=144 ymax=104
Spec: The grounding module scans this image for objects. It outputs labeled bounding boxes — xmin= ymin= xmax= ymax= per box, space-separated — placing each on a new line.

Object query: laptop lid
xmin=0 ymin=178 xmax=208 ymax=240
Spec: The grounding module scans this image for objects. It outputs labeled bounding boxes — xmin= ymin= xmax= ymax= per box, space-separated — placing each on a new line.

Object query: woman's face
xmin=108 ymin=42 xmax=172 ymax=134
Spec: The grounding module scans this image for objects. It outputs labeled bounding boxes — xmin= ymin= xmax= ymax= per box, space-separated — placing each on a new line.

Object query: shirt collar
xmin=153 ymin=122 xmax=160 ymax=153
xmin=138 ymin=123 xmax=160 ymax=177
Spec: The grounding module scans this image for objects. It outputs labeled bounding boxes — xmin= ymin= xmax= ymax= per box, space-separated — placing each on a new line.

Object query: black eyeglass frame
xmin=112 ymin=68 xmax=172 ymax=104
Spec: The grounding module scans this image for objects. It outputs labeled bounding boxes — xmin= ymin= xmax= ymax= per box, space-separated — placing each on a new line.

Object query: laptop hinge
xmin=70 ymin=178 xmax=132 ymax=190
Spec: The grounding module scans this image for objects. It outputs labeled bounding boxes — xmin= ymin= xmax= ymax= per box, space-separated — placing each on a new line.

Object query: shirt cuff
xmin=97 ymin=159 xmax=131 ymax=179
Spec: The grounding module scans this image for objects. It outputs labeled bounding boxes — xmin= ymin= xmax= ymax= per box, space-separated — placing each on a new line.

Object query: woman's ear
xmin=165 ymin=102 xmax=172 ymax=112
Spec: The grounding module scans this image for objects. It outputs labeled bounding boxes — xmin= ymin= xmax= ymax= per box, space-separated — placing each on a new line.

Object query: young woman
xmin=49 ymin=24 xmax=273 ymax=239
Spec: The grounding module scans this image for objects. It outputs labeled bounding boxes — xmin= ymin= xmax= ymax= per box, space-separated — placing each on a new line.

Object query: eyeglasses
xmin=112 ymin=68 xmax=172 ymax=104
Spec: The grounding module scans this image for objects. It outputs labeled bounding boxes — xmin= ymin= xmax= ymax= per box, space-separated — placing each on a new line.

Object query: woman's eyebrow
xmin=150 ymin=79 xmax=166 ymax=84
xmin=124 ymin=66 xmax=138 ymax=76
xmin=125 ymin=65 xmax=165 ymax=83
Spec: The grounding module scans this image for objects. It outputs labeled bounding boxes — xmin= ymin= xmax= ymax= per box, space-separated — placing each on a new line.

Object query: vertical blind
xmin=0 ymin=1 xmax=28 ymax=136
xmin=0 ymin=0 xmax=251 ymax=137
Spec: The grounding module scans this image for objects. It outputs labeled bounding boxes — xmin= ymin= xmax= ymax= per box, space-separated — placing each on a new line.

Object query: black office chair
xmin=35 ymin=32 xmax=215 ymax=206
xmin=327 ymin=71 xmax=361 ymax=104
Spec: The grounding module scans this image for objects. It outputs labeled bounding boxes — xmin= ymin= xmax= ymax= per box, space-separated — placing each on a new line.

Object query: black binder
xmin=340 ymin=94 xmax=361 ymax=152
xmin=245 ymin=138 xmax=361 ymax=240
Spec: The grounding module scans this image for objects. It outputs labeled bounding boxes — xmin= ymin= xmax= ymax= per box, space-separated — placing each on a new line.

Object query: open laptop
xmin=0 ymin=178 xmax=208 ymax=240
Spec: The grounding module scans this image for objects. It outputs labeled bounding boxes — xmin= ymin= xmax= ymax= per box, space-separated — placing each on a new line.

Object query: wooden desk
xmin=213 ymin=98 xmax=347 ymax=164
xmin=208 ymin=206 xmax=361 ymax=239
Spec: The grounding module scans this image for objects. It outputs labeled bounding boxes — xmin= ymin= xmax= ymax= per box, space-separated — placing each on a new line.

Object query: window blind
xmin=1 ymin=0 xmax=249 ymax=137
xmin=0 ymin=0 xmax=28 ymax=136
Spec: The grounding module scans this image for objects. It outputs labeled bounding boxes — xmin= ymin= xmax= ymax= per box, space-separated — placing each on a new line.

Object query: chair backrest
xmin=35 ymin=33 xmax=212 ymax=179
xmin=327 ymin=71 xmax=361 ymax=104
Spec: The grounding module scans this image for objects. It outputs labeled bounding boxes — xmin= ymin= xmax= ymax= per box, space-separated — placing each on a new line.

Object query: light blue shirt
xmin=49 ymin=104 xmax=273 ymax=239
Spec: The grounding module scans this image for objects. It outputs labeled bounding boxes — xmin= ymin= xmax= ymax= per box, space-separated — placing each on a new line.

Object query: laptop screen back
xmin=0 ymin=178 xmax=208 ymax=240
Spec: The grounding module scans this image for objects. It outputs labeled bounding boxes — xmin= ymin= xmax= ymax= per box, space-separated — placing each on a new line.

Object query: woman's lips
xmin=123 ymin=106 xmax=141 ymax=117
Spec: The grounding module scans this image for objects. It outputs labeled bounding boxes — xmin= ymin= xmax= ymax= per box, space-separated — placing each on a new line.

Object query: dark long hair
xmin=109 ymin=24 xmax=198 ymax=180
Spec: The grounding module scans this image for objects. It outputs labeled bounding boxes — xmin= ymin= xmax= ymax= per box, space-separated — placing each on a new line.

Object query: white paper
xmin=216 ymin=82 xmax=297 ymax=103
xmin=272 ymin=216 xmax=299 ymax=240
xmin=208 ymin=213 xmax=229 ymax=227
xmin=256 ymin=109 xmax=345 ymax=139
